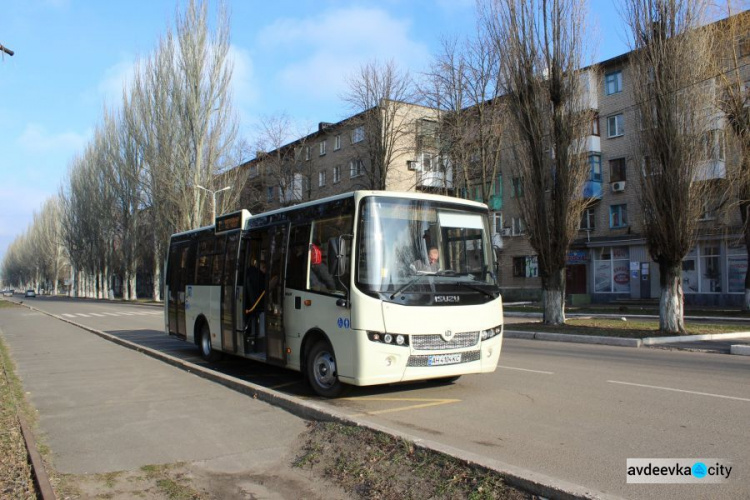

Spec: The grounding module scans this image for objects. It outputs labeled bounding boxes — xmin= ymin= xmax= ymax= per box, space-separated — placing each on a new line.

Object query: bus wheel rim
xmin=202 ymin=332 xmax=210 ymax=355
xmin=313 ymin=351 xmax=336 ymax=389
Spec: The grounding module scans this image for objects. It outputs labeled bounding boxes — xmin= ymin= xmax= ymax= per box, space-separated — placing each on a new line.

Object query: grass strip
xmin=294 ymin=421 xmax=534 ymax=500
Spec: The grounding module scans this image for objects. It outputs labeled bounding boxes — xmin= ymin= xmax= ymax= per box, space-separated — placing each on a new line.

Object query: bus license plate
xmin=428 ymin=353 xmax=461 ymax=366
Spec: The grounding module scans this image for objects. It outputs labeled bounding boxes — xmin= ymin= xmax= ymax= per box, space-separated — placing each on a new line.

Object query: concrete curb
xmin=15 ymin=301 xmax=620 ymax=500
xmin=730 ymin=345 xmax=750 ymax=356
xmin=504 ymin=311 xmax=750 ymax=323
xmin=641 ymin=331 xmax=750 ymax=345
xmin=505 ymin=330 xmax=642 ymax=348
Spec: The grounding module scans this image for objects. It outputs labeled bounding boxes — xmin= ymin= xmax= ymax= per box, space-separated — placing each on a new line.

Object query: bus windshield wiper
xmin=456 ymin=280 xmax=497 ymax=299
xmin=390 ymin=273 xmax=433 ymax=299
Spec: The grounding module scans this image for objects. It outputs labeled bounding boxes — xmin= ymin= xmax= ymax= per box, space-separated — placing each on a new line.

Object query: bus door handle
xmin=295 ymin=296 xmax=301 ymax=309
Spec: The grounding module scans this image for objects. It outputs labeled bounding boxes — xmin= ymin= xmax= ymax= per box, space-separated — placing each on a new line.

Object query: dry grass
xmin=0 ymin=332 xmax=36 ymax=499
xmin=294 ymin=421 xmax=536 ymax=500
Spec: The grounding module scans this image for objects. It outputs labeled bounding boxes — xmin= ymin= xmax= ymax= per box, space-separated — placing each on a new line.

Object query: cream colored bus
xmin=165 ymin=191 xmax=503 ymax=397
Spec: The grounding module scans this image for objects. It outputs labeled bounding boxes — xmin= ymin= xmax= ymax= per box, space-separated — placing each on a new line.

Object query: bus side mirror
xmin=336 ymin=234 xmax=353 ymax=276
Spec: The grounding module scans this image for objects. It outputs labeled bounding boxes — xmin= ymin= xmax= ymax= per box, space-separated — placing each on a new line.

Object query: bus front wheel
xmin=306 ymin=340 xmax=348 ymax=398
xmin=199 ymin=323 xmax=221 ymax=362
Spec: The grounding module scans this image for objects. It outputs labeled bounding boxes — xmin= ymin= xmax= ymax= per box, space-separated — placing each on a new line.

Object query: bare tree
xmin=624 ymin=0 xmax=716 ymax=333
xmin=715 ymin=7 xmax=750 ymax=309
xmin=422 ymin=32 xmax=506 ymax=204
xmin=343 ymin=59 xmax=418 ymax=190
xmin=483 ymin=0 xmax=595 ymax=324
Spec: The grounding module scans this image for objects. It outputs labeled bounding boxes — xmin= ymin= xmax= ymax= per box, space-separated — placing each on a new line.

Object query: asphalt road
xmin=3 ymin=295 xmax=749 ymax=500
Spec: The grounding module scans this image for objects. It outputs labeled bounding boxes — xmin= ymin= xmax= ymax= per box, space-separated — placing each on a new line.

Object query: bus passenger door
xmin=265 ymin=223 xmax=288 ymax=365
xmin=221 ymin=232 xmax=239 ymax=353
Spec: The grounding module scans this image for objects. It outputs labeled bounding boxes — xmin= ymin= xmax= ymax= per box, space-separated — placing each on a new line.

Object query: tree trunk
xmin=542 ymin=267 xmax=566 ymax=325
xmin=128 ymin=273 xmax=137 ymax=301
xmin=152 ymin=241 xmax=162 ymax=302
xmin=742 ymin=201 xmax=750 ymax=311
xmin=659 ymin=260 xmax=685 ymax=334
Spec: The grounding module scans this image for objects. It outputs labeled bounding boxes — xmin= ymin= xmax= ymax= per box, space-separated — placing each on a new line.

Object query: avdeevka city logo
xmin=626 ymin=459 xmax=732 ymax=484
xmin=691 ymin=462 xmax=707 ymax=479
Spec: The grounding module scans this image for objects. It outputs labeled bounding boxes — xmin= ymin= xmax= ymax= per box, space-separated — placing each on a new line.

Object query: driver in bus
xmin=413 ymin=247 xmax=440 ymax=273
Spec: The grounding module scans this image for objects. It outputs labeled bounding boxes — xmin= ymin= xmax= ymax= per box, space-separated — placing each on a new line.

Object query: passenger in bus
xmin=310 ymin=243 xmax=336 ymax=291
xmin=413 ymin=247 xmax=440 ymax=272
xmin=244 ymin=259 xmax=267 ymax=345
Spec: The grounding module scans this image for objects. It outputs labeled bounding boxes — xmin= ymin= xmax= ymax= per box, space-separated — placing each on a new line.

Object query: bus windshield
xmin=356 ymin=196 xmax=498 ymax=301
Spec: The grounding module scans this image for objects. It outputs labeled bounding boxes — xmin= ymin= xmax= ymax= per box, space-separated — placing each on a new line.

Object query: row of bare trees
xmin=2 ymin=0 xmax=245 ymax=300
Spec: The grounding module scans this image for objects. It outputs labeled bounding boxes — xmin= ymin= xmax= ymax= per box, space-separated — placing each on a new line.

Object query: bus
xmin=164 ymin=190 xmax=503 ymax=397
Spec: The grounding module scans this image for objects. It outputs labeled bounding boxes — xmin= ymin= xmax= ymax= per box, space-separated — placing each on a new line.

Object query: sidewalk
xmin=0 ymin=303 xmax=346 ymax=498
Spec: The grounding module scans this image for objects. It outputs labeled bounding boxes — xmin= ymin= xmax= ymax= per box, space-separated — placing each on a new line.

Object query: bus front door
xmin=265 ymin=223 xmax=288 ymax=365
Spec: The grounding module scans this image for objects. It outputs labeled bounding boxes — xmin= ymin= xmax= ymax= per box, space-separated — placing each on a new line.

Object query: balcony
xmin=582 ymin=180 xmax=602 ymax=199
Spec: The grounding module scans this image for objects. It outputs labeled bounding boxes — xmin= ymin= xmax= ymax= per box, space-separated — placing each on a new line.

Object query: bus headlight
xmin=368 ymin=331 xmax=409 ymax=346
xmin=480 ymin=325 xmax=502 ymax=341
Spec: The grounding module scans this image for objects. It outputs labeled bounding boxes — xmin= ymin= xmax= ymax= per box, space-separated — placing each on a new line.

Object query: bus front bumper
xmin=338 ymin=330 xmax=503 ymax=387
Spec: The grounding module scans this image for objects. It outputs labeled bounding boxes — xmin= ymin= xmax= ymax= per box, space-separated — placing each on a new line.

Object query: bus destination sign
xmin=215 ymin=210 xmax=249 ymax=233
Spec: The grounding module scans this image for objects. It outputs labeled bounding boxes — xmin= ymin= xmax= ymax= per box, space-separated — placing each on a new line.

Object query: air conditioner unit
xmin=611 ymin=181 xmax=626 ymax=193
xmin=407 ymin=160 xmax=417 ymax=171
xmin=501 ymin=228 xmax=512 ymax=237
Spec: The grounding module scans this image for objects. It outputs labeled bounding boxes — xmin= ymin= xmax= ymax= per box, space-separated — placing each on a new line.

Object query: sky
xmin=0 ymin=0 xmax=628 ymax=265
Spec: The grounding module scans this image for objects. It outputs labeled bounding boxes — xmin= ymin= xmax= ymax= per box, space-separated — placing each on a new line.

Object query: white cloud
xmin=95 ymin=57 xmax=137 ymax=105
xmin=17 ymin=123 xmax=88 ymax=155
xmin=228 ymin=44 xmax=259 ymax=125
xmin=257 ymin=7 xmax=430 ymax=101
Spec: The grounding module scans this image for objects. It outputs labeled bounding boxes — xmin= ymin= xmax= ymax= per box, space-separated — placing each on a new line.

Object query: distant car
xmin=24 ymin=289 xmax=36 ymax=298
xmin=2 ymin=289 xmax=11 ymax=297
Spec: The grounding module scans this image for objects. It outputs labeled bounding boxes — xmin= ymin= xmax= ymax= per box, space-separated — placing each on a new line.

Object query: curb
xmin=15 ymin=302 xmax=620 ymax=500
xmin=504 ymin=311 xmax=750 ymax=323
xmin=505 ymin=330 xmax=642 ymax=347
xmin=641 ymin=331 xmax=750 ymax=345
xmin=730 ymin=345 xmax=750 ymax=356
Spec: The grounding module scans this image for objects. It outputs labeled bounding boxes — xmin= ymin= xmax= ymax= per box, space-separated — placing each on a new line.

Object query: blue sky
xmin=0 ymin=0 xmax=627 ymax=264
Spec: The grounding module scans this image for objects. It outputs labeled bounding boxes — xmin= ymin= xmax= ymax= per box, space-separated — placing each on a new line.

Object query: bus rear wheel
xmin=306 ymin=340 xmax=348 ymax=398
xmin=199 ymin=323 xmax=221 ymax=362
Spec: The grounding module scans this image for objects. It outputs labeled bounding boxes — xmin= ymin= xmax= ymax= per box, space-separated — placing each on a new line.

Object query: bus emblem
xmin=441 ymin=330 xmax=454 ymax=341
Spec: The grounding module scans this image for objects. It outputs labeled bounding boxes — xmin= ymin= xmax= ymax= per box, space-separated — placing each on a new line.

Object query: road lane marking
xmin=102 ymin=312 xmax=121 ymax=316
xmin=62 ymin=314 xmax=76 ymax=318
xmin=88 ymin=313 xmax=106 ymax=317
xmin=497 ymin=365 xmax=554 ymax=375
xmin=608 ymin=380 xmax=750 ymax=403
xmin=76 ymin=313 xmax=91 ymax=318
xmin=344 ymin=397 xmax=461 ymax=417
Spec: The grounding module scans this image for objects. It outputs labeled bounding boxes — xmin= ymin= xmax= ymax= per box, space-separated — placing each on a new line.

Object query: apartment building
xmin=497 ymin=39 xmax=748 ymax=306
xmin=238 ymin=100 xmax=446 ymax=214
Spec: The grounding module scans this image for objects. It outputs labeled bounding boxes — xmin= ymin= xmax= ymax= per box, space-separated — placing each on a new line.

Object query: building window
xmin=589 ymin=154 xmax=602 ymax=181
xmin=511 ymin=177 xmax=524 ymax=198
xmin=605 ymin=70 xmax=623 ymax=95
xmin=352 ymin=126 xmax=365 ymax=144
xmin=513 ymin=256 xmax=538 ymax=278
xmin=683 ymin=245 xmax=726 ymax=294
xmin=511 ymin=217 xmax=525 ymax=236
xmin=319 ymin=140 xmax=326 ymax=156
xmin=727 ymin=241 xmax=748 ymax=293
xmin=610 ymin=204 xmax=628 ymax=228
xmin=422 ymin=153 xmax=433 ymax=171
xmin=333 ymin=165 xmax=341 ymax=183
xmin=266 ymin=186 xmax=274 ymax=202
xmin=249 ymin=164 xmax=259 ymax=178
xmin=334 ymin=134 xmax=341 ymax=151
xmin=305 ymin=146 xmax=311 ymax=161
xmin=609 ymin=158 xmax=627 ymax=182
xmin=493 ymin=212 xmax=503 ymax=234
xmin=592 ymin=113 xmax=600 ymax=136
xmin=703 ymin=129 xmax=725 ymax=161
xmin=350 ymin=159 xmax=364 ymax=178
xmin=318 ymin=170 xmax=326 ymax=187
xmin=607 ymin=114 xmax=624 ymax=138
xmin=594 ymin=247 xmax=630 ymax=293
xmin=580 ymin=207 xmax=596 ymax=231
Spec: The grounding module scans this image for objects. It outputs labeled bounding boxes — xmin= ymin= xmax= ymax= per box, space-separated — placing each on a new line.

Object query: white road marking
xmin=102 ymin=312 xmax=121 ymax=316
xmin=608 ymin=380 xmax=750 ymax=403
xmin=497 ymin=365 xmax=554 ymax=375
xmin=76 ymin=313 xmax=91 ymax=318
xmin=88 ymin=313 xmax=106 ymax=317
xmin=62 ymin=314 xmax=77 ymax=318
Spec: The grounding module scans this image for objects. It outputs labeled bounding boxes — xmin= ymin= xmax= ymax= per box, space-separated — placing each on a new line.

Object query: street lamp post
xmin=195 ymin=184 xmax=231 ymax=221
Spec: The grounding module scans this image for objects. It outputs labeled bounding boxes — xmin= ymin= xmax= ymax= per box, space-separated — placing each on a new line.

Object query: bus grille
xmin=411 ymin=332 xmax=480 ymax=351
xmin=406 ymin=350 xmax=481 ymax=367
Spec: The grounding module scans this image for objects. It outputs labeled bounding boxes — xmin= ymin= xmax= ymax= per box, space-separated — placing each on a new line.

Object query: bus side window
xmin=311 ymin=215 xmax=352 ymax=295
xmin=287 ymin=225 xmax=311 ymax=291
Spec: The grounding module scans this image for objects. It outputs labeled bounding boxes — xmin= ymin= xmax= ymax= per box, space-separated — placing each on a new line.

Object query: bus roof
xmin=169 ymin=190 xmax=489 ymax=239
